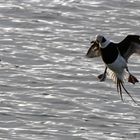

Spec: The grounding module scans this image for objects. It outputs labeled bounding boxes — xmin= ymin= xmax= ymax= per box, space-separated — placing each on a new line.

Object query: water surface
xmin=0 ymin=0 xmax=140 ymax=139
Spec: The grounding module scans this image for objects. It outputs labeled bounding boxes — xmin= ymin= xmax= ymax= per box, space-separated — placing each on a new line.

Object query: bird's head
xmin=95 ymin=35 xmax=110 ymax=48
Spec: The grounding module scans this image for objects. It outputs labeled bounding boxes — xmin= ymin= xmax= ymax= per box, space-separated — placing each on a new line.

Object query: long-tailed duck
xmin=87 ymin=35 xmax=140 ymax=102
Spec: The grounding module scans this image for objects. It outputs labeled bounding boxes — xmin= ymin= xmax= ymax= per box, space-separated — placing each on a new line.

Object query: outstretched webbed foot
xmin=97 ymin=67 xmax=107 ymax=82
xmin=126 ymin=67 xmax=139 ymax=84
xmin=98 ymin=73 xmax=106 ymax=81
xmin=128 ymin=74 xmax=139 ymax=84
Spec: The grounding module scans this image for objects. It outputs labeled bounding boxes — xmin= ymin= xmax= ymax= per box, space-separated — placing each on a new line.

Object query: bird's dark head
xmin=95 ymin=35 xmax=110 ymax=48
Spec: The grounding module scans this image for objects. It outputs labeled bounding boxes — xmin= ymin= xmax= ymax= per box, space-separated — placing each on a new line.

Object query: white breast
xmin=107 ymin=54 xmax=127 ymax=80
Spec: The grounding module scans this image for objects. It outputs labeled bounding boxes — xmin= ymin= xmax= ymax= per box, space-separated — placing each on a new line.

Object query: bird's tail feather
xmin=108 ymin=69 xmax=136 ymax=103
xmin=116 ymin=78 xmax=136 ymax=103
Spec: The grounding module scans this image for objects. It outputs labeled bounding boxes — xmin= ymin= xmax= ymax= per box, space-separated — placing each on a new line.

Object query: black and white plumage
xmin=87 ymin=35 xmax=140 ymax=102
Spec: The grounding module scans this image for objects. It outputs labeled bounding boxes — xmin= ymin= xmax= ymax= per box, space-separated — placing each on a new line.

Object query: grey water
xmin=0 ymin=0 xmax=140 ymax=139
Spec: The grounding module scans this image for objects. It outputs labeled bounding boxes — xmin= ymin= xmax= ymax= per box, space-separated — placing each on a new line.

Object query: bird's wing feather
xmin=117 ymin=35 xmax=140 ymax=61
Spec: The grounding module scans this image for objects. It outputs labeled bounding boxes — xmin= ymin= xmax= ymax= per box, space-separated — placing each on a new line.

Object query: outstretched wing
xmin=118 ymin=35 xmax=140 ymax=61
xmin=86 ymin=35 xmax=140 ymax=60
xmin=86 ymin=41 xmax=101 ymax=58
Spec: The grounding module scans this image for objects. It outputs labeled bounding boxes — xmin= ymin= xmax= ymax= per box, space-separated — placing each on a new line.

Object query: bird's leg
xmin=126 ymin=67 xmax=139 ymax=84
xmin=97 ymin=67 xmax=107 ymax=81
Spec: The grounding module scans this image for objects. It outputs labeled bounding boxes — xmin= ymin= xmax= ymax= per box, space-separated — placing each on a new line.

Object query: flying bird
xmin=86 ymin=35 xmax=140 ymax=102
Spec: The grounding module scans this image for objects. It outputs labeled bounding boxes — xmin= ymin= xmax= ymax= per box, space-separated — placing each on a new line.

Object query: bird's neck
xmin=100 ymin=40 xmax=111 ymax=48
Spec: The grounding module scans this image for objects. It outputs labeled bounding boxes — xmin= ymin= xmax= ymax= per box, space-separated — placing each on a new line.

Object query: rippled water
xmin=0 ymin=0 xmax=140 ymax=139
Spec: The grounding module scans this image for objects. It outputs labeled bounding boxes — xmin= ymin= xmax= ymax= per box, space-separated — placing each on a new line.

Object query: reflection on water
xmin=0 ymin=0 xmax=140 ymax=139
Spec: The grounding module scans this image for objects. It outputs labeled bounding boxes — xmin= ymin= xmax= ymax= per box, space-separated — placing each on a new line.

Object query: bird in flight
xmin=86 ymin=35 xmax=140 ymax=102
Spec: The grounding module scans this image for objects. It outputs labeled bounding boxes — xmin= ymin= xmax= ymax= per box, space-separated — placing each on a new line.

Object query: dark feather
xmin=117 ymin=35 xmax=140 ymax=60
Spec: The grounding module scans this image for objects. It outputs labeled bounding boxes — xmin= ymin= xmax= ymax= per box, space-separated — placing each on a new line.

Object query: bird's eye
xmin=102 ymin=37 xmax=106 ymax=43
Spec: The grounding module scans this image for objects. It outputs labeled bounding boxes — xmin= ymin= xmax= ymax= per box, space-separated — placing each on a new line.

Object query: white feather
xmin=107 ymin=54 xmax=127 ymax=82
xmin=100 ymin=40 xmax=111 ymax=48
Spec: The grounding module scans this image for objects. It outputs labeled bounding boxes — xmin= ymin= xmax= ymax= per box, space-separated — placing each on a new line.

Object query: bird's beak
xmin=90 ymin=40 xmax=95 ymax=44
